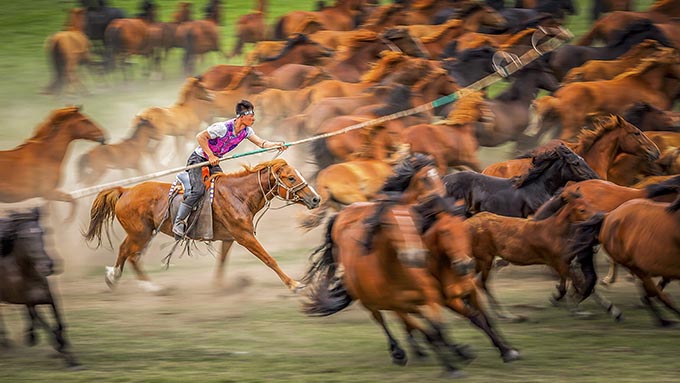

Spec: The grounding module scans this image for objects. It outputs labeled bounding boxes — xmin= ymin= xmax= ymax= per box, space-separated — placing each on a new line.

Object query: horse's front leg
xmin=236 ymin=233 xmax=303 ymax=292
xmin=371 ymin=310 xmax=407 ymax=366
xmin=213 ymin=240 xmax=234 ymax=288
xmin=48 ymin=302 xmax=81 ymax=368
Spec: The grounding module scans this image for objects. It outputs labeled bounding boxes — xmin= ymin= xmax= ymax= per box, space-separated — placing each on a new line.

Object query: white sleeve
xmin=206 ymin=122 xmax=228 ymax=139
xmin=245 ymin=127 xmax=254 ymax=138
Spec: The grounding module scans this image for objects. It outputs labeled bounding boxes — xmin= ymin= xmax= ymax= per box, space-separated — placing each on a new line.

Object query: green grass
xmin=0 ymin=1 xmax=673 ymax=382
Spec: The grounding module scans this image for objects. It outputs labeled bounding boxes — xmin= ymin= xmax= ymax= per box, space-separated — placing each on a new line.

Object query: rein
xmin=253 ymin=164 xmax=310 ymax=233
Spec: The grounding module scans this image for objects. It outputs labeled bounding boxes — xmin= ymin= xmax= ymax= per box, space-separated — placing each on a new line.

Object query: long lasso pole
xmin=67 ymin=27 xmax=572 ymax=200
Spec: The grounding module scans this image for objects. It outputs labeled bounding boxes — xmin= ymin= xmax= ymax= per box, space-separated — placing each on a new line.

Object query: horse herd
xmin=4 ymin=0 xmax=680 ymax=377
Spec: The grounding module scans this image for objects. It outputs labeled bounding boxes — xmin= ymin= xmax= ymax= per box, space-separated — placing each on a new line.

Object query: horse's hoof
xmin=440 ymin=369 xmax=466 ymax=379
xmin=291 ymin=282 xmax=306 ymax=294
xmin=657 ymin=319 xmax=677 ymax=328
xmin=502 ymin=349 xmax=521 ymax=363
xmin=25 ymin=332 xmax=37 ymax=347
xmin=391 ymin=349 xmax=408 ymax=366
xmin=452 ymin=344 xmax=476 ymax=362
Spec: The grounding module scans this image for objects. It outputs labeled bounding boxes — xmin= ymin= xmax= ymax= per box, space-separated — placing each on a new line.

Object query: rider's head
xmin=235 ymin=99 xmax=254 ymax=118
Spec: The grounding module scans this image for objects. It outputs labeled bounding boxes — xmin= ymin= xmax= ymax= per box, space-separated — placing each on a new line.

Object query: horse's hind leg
xmin=24 ymin=306 xmax=39 ymax=346
xmin=370 ymin=310 xmax=407 ymax=366
xmin=118 ymin=234 xmax=162 ymax=293
xmin=395 ymin=312 xmax=428 ymax=359
xmin=213 ymin=240 xmax=234 ymax=288
xmin=638 ymin=275 xmax=680 ymax=326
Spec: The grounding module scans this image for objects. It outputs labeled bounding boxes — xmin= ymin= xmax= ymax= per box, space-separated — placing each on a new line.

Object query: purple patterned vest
xmin=208 ymin=119 xmax=249 ymax=158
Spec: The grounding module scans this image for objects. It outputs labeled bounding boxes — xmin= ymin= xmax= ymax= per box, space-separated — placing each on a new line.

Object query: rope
xmin=67 ymin=27 xmax=572 ymax=200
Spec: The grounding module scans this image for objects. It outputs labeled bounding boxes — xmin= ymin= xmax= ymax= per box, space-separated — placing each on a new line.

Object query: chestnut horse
xmin=0 ymin=209 xmax=79 ymax=368
xmin=607 ymin=131 xmax=680 ymax=185
xmin=302 ymin=157 xmax=519 ymax=375
xmin=523 ymin=47 xmax=680 ymax=148
xmin=577 ymin=0 xmax=680 ymax=46
xmin=484 ymin=115 xmax=660 ymax=179
xmin=466 ymin=190 xmax=598 ymax=320
xmin=273 ymin=0 xmax=365 ymax=39
xmin=43 ymin=8 xmax=91 ymax=95
xmin=0 ymin=107 xmax=106 ymax=220
xmin=84 ymin=159 xmax=320 ymax=293
xmin=230 ymin=0 xmax=267 ymax=57
xmin=76 ymin=118 xmax=161 ymax=186
xmin=622 ymin=102 xmax=680 ymax=132
xmin=570 ymin=193 xmax=680 ymax=326
xmin=135 ymin=77 xmax=215 ymax=160
xmin=175 ymin=0 xmax=226 ymax=75
xmin=103 ymin=8 xmax=159 ymax=79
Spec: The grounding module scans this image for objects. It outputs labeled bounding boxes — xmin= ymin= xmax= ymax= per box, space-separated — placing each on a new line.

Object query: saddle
xmin=167 ymin=172 xmax=216 ymax=240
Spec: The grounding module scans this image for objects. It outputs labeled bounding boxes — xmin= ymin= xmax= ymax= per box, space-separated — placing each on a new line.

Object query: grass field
xmin=3 ymin=1 xmax=680 ymax=382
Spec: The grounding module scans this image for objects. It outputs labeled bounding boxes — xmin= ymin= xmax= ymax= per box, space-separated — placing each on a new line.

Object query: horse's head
xmin=189 ymin=77 xmax=214 ymax=102
xmin=559 ymin=188 xmax=598 ymax=222
xmin=381 ymin=27 xmax=428 ymax=58
xmin=267 ymin=160 xmax=321 ymax=209
xmin=68 ymin=8 xmax=87 ymax=32
xmin=55 ymin=106 xmax=107 ymax=144
xmin=382 ymin=153 xmax=445 ymax=203
xmin=0 ymin=209 xmax=55 ymax=278
xmin=657 ymin=148 xmax=680 ymax=174
xmin=610 ymin=115 xmax=660 ymax=161
xmin=555 ymin=144 xmax=600 ymax=181
xmin=476 ymin=4 xmax=508 ymax=29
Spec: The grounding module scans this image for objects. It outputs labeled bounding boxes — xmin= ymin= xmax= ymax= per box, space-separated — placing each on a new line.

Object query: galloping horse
xmin=570 ymin=194 xmax=680 ymax=326
xmin=523 ymin=47 xmax=680 ymax=148
xmin=466 ymin=190 xmax=598 ymax=320
xmin=176 ymin=0 xmax=226 ymax=75
xmin=76 ymin=118 xmax=161 ymax=186
xmin=0 ymin=107 xmax=106 ymax=220
xmin=623 ymin=102 xmax=680 ymax=132
xmin=135 ymin=77 xmax=215 ymax=160
xmin=444 ymin=144 xmax=599 ymax=217
xmin=302 ymin=156 xmax=519 ymax=375
xmin=84 ymin=159 xmax=320 ymax=293
xmin=230 ymin=0 xmax=268 ymax=58
xmin=273 ymin=0 xmax=365 ymax=39
xmin=43 ymin=8 xmax=91 ymax=95
xmin=103 ymin=4 xmax=159 ymax=79
xmin=0 ymin=209 xmax=79 ymax=368
xmin=484 ymin=115 xmax=660 ymax=179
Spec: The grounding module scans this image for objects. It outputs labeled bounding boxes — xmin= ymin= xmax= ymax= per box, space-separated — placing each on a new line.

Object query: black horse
xmin=443 ymin=46 xmax=496 ymax=87
xmin=443 ymin=144 xmax=599 ymax=217
xmin=0 ymin=209 xmax=79 ymax=369
xmin=81 ymin=0 xmax=126 ymax=42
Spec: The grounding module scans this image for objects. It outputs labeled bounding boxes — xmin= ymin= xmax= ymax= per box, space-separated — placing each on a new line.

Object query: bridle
xmin=257 ymin=166 xmax=309 ymax=204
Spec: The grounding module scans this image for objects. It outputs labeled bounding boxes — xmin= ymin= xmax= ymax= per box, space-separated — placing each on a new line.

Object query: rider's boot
xmin=172 ymin=202 xmax=193 ymax=240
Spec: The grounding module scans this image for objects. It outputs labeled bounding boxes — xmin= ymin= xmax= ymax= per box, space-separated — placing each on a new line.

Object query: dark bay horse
xmin=623 ymin=102 xmax=680 ymax=132
xmin=0 ymin=209 xmax=79 ymax=368
xmin=570 ymin=194 xmax=680 ymax=326
xmin=444 ymin=144 xmax=599 ymax=217
xmin=84 ymin=159 xmax=320 ymax=293
xmin=0 ymin=107 xmax=106 ymax=220
xmin=466 ymin=190 xmax=598 ymax=320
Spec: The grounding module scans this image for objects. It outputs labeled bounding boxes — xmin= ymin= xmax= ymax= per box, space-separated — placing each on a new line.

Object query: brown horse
xmin=0 ymin=107 xmax=106 ymax=219
xmin=230 ymin=0 xmax=267 ymax=57
xmin=103 ymin=8 xmax=160 ymax=79
xmin=302 ymin=157 xmax=519 ymax=375
xmin=577 ymin=0 xmax=680 ymax=45
xmin=484 ymin=115 xmax=660 ymax=179
xmin=607 ymin=131 xmax=680 ymax=185
xmin=201 ymin=34 xmax=333 ymax=89
xmin=175 ymin=0 xmax=226 ymax=75
xmin=324 ymin=28 xmax=427 ymax=82
xmin=0 ymin=209 xmax=79 ymax=368
xmin=43 ymin=8 xmax=91 ymax=95
xmin=402 ymin=90 xmax=483 ymax=173
xmin=524 ymin=47 xmax=680 ymax=147
xmin=273 ymin=0 xmax=365 ymax=39
xmin=84 ymin=159 xmax=320 ymax=293
xmin=76 ymin=118 xmax=161 ymax=186
xmin=622 ymin=102 xmax=680 ymax=132
xmin=135 ymin=77 xmax=215 ymax=160
xmin=297 ymin=144 xmax=411 ymax=230
xmin=571 ymin=194 xmax=680 ymax=326
xmin=467 ymin=190 xmax=598 ymax=320
xmin=562 ymin=39 xmax=665 ymax=83
xmin=265 ymin=64 xmax=333 ymax=90
xmin=537 ymin=177 xmax=680 ymax=286
xmin=210 ymin=68 xmax=269 ymax=118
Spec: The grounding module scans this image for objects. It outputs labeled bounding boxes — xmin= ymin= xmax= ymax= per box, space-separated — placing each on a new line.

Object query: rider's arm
xmin=248 ymin=133 xmax=286 ymax=150
xmin=197 ymin=130 xmax=220 ymax=164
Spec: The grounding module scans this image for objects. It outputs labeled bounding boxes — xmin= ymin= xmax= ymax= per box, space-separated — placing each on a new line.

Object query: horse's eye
xmin=633 ymin=132 xmax=641 ymax=136
xmin=288 ymin=176 xmax=296 ymax=182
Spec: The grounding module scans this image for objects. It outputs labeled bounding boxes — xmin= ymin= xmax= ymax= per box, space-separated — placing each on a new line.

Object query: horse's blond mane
xmin=412 ymin=68 xmax=451 ymax=93
xmin=230 ymin=158 xmax=290 ymax=177
xmin=28 ymin=106 xmax=81 ymax=142
xmin=420 ymin=19 xmax=464 ymax=43
xmin=499 ymin=28 xmax=536 ymax=50
xmin=439 ymin=91 xmax=485 ymax=125
xmin=293 ymin=14 xmax=323 ymax=35
xmin=360 ymin=51 xmax=407 ymax=83
xmin=226 ymin=67 xmax=257 ymax=90
xmin=611 ymin=48 xmax=677 ymax=80
xmin=352 ymin=124 xmax=388 ymax=159
xmin=176 ymin=77 xmax=200 ymax=105
xmin=571 ymin=114 xmax=625 ymax=154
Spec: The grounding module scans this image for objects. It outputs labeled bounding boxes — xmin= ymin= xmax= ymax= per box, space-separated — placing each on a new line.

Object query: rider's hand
xmin=208 ymin=154 xmax=220 ymax=166
xmin=275 ymin=141 xmax=288 ymax=151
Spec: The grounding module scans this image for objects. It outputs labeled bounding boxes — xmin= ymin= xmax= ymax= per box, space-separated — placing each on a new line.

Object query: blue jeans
xmin=183 ymin=152 xmax=222 ymax=207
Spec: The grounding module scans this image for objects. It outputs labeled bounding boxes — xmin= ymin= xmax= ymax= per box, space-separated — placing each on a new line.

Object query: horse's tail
xmin=103 ymin=24 xmax=121 ymax=71
xmin=83 ymin=187 xmax=126 ymax=248
xmin=301 ymin=215 xmax=354 ymax=316
xmin=568 ymin=212 xmax=606 ymax=301
xmin=310 ymin=138 xmax=335 ymax=171
xmin=47 ymin=37 xmax=66 ymax=93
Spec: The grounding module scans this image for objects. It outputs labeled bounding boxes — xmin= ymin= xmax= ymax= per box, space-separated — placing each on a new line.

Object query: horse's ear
xmin=75 ymin=104 xmax=83 ymax=111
